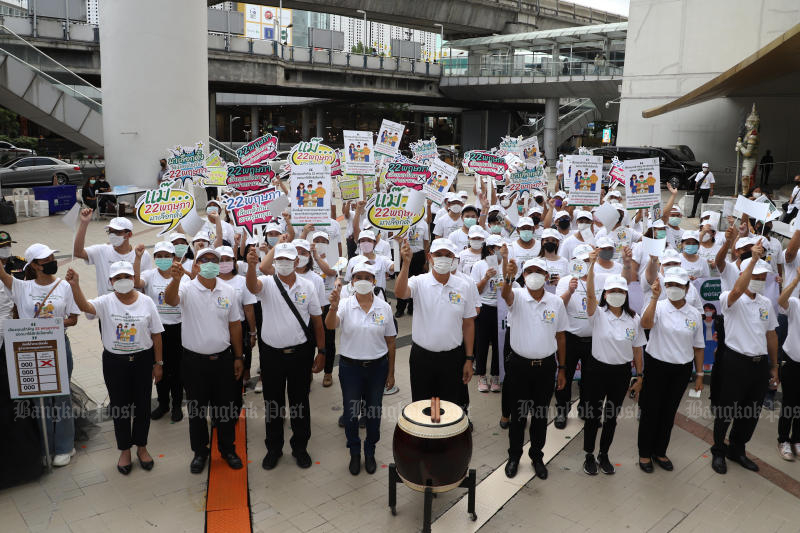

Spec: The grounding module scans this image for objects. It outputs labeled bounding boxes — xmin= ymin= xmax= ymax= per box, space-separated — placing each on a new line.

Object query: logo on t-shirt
xmin=542 ymin=309 xmax=555 ymax=323
xmin=684 ymin=318 xmax=697 ymax=331
xmin=294 ymin=291 xmax=308 ymax=305
xmin=371 ymin=312 xmax=386 ymax=325
xmin=216 ymin=296 xmax=231 ymax=309
xmin=33 ymin=301 xmax=55 ymax=318
xmin=759 ymin=308 xmax=769 ymax=321
xmin=115 ymin=322 xmax=138 ymax=344
xmin=625 ymin=328 xmax=636 ymax=340
xmin=448 ymin=291 xmax=463 ymax=304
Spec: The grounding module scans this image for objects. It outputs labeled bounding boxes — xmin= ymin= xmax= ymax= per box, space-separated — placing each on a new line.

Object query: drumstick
xmin=431 ymin=397 xmax=441 ymax=424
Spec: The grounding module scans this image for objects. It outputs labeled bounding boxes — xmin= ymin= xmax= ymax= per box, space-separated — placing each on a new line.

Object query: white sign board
xmin=342 ymin=130 xmax=376 ymax=175
xmin=4 ymin=318 xmax=69 ymax=399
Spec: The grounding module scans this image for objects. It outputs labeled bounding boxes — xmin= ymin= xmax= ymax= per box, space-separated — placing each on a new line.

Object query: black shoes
xmin=293 ymin=450 xmax=312 ymax=469
xmin=553 ymin=412 xmax=567 ymax=430
xmin=117 ymin=462 xmax=132 ymax=475
xmin=711 ymin=455 xmax=727 ymax=474
xmin=190 ymin=454 xmax=208 ymax=474
xmin=364 ymin=455 xmax=377 ymax=474
xmin=171 ymin=407 xmax=183 ymax=422
xmin=532 ymin=459 xmax=548 ymax=480
xmin=597 ymin=454 xmax=615 ymax=475
xmin=262 ymin=451 xmax=282 ymax=470
xmin=505 ymin=458 xmax=519 ymax=478
xmin=583 ymin=454 xmax=598 ymax=475
xmin=499 ymin=418 xmax=509 ymax=430
xmin=727 ymin=451 xmax=759 ymax=472
xmin=638 ymin=460 xmax=654 ymax=473
xmin=394 ymin=309 xmax=405 ymax=318
xmin=349 ymin=455 xmax=361 ymax=475
xmin=338 ymin=415 xmax=345 ymax=428
xmin=653 ymin=456 xmax=674 ymax=471
xmin=150 ymin=406 xmax=169 ymax=420
xmin=137 ymin=452 xmax=154 ymax=471
xmin=223 ymin=452 xmax=243 ymax=470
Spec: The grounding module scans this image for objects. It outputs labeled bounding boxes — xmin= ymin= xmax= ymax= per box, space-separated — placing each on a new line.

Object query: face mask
xmin=543 ymin=242 xmax=558 ymax=254
xmin=360 ymin=241 xmax=374 ymax=254
xmin=274 ymin=259 xmax=294 ymax=276
xmin=173 ymin=244 xmax=188 ymax=258
xmin=705 ymin=311 xmax=714 ymax=318
xmin=554 ymin=199 xmax=563 ymax=208
xmin=605 ymin=292 xmax=626 ymax=308
xmin=668 ymin=217 xmax=681 ymax=227
xmin=598 ymin=248 xmax=614 ymax=261
xmin=490 ymin=225 xmax=502 ymax=235
xmin=655 ymin=229 xmax=667 ymax=239
xmin=525 ymin=272 xmax=545 ymax=290
xmin=517 ymin=205 xmax=524 ymax=214
xmin=155 ymin=258 xmax=173 ymax=271
xmin=665 ymin=287 xmax=686 ymax=301
xmin=753 ymin=192 xmax=762 ymax=199
xmin=501 ymin=199 xmax=511 ymax=208
xmin=112 ymin=278 xmax=134 ymax=294
xmin=432 ymin=256 xmax=453 ymax=274
xmin=469 ymin=239 xmax=483 ymax=250
xmin=297 ymin=255 xmax=309 ymax=268
xmin=519 ymin=230 xmax=534 ymax=242
xmin=0 ymin=247 xmax=11 ymax=259
xmin=701 ymin=232 xmax=712 ymax=243
xmin=748 ymin=279 xmax=765 ymax=294
xmin=39 ymin=260 xmax=58 ymax=276
xmin=449 ymin=204 xmax=463 ymax=214
xmin=353 ymin=280 xmax=374 ymax=295
xmin=219 ymin=261 xmax=234 ymax=274
xmin=683 ymin=244 xmax=699 ymax=255
xmin=266 ymin=235 xmax=279 ymax=247
xmin=89 ymin=179 xmax=96 ymax=185
xmin=463 ymin=217 xmax=477 ymax=228
xmin=557 ymin=219 xmax=571 ymax=230
xmin=577 ymin=222 xmax=591 ymax=231
xmin=531 ymin=217 xmax=541 ymax=226
xmin=108 ymin=233 xmax=126 ymax=247
xmin=199 ymin=262 xmax=220 ymax=279
xmin=206 ymin=206 xmax=219 ymax=215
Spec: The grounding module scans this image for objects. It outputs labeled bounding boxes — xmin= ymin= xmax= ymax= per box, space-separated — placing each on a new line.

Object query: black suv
xmin=591 ymin=146 xmax=703 ymax=189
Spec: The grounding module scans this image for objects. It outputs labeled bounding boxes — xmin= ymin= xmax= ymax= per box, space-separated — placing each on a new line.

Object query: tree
xmin=350 ymin=41 xmax=375 ymax=55
xmin=0 ymin=107 xmax=20 ymax=137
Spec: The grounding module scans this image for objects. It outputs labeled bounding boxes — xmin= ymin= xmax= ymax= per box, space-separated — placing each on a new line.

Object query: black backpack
xmin=0 ymin=199 xmax=16 ymax=225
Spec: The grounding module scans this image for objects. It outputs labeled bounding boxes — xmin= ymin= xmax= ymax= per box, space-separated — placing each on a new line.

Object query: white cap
xmin=168 ymin=232 xmax=186 ymax=243
xmin=554 ymin=191 xmax=567 ymax=199
xmin=572 ymin=244 xmax=593 ymax=260
xmin=106 ymin=217 xmax=133 ymax=232
xmin=702 ymin=162 xmax=709 ymax=168
xmin=430 ymin=238 xmax=457 ymax=255
xmin=739 ymin=258 xmax=772 ymax=275
xmin=195 ymin=247 xmax=221 ymax=261
xmin=527 ymin=205 xmax=544 ymax=216
xmin=734 ymin=236 xmax=756 ymax=250
xmin=486 ymin=235 xmax=504 ymax=247
xmin=522 ymin=257 xmax=548 ymax=272
xmin=517 ymin=217 xmax=535 ymax=229
xmin=664 ymin=266 xmax=689 ymax=285
xmin=216 ymin=246 xmax=235 ymax=258
xmin=109 ymin=260 xmax=134 ymax=278
xmin=245 ymin=235 xmax=259 ymax=246
xmin=468 ymin=225 xmax=487 ymax=239
xmin=274 ymin=242 xmax=298 ymax=260
xmin=207 ymin=199 xmax=222 ymax=208
xmin=661 ymin=248 xmax=682 ymax=264
xmin=700 ymin=210 xmax=714 ymax=220
xmin=192 ymin=231 xmax=211 ymax=243
xmin=488 ymin=204 xmax=503 ymax=214
xmin=462 ymin=203 xmax=479 ymax=214
xmin=311 ymin=231 xmax=329 ymax=242
xmin=292 ymin=239 xmax=311 ymax=251
xmin=541 ymin=228 xmax=563 ymax=241
xmin=351 ymin=262 xmax=375 ymax=277
xmin=445 ymin=192 xmax=461 ymax=203
xmin=154 ymin=241 xmax=175 ymax=255
xmin=358 ymin=230 xmax=376 ymax=242
xmin=531 ymin=189 xmax=545 ymax=199
xmin=458 ymin=190 xmax=469 ymax=200
xmin=604 ymin=275 xmax=628 ymax=291
xmin=670 ymin=205 xmax=682 ymax=215
xmin=574 ymin=209 xmax=592 ymax=221
xmin=651 ymin=219 xmax=666 ymax=229
xmin=263 ymin=223 xmax=282 ymax=234
xmin=605 ymin=190 xmax=622 ymax=200
xmin=554 ymin=210 xmax=570 ymax=220
xmin=23 ymin=243 xmax=58 ymax=269
xmin=681 ymin=230 xmax=700 ymax=242
xmin=596 ymin=236 xmax=614 ymax=248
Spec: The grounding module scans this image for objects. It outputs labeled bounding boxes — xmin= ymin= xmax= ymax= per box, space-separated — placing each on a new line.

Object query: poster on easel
xmin=565 ymin=155 xmax=603 ymax=206
xmin=4 ymin=318 xmax=70 ymax=399
xmin=623 ymin=158 xmax=660 ymax=210
xmin=342 ymin=130 xmax=375 ymax=175
xmin=290 ymin=164 xmax=331 ymax=225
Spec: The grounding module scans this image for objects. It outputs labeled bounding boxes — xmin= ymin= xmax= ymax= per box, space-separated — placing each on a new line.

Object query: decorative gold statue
xmin=735 ymin=104 xmax=760 ymax=194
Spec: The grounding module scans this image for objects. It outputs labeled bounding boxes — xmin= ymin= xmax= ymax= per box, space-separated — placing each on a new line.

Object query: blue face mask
xmin=517 ymin=205 xmax=524 ymax=214
xmin=199 ymin=262 xmax=220 ymax=279
xmin=655 ymin=229 xmax=667 ymax=239
xmin=206 ymin=206 xmax=219 ymax=215
xmin=668 ymin=217 xmax=681 ymax=227
xmin=463 ymin=217 xmax=477 ymax=228
xmin=155 ymin=257 xmax=173 ymax=271
xmin=173 ymin=244 xmax=188 ymax=258
xmin=683 ymin=244 xmax=699 ymax=255
xmin=267 ymin=235 xmax=279 ymax=247
xmin=490 ymin=225 xmax=502 ymax=234
xmin=519 ymin=230 xmax=534 ymax=242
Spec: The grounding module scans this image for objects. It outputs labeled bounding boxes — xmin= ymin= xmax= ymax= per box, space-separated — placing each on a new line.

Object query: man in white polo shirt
xmin=163 ymin=247 xmax=245 ymax=474
xmin=246 ymin=241 xmax=325 ymax=471
xmin=501 ymin=257 xmax=568 ymax=479
xmin=395 ymin=238 xmax=477 ymax=404
xmin=689 ymin=163 xmax=715 ymax=218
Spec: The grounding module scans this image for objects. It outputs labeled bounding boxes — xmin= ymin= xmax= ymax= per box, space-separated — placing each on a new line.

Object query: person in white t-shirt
xmin=457 ymin=225 xmax=486 ymax=277
xmin=309 ymin=232 xmax=339 ymax=384
xmin=396 ymin=220 xmax=430 ymax=318
xmin=202 ymin=200 xmax=236 ymax=246
xmin=539 ymin=228 xmax=569 ymax=289
xmin=560 ymin=210 xmax=594 ymax=261
xmin=638 ymin=267 xmax=704 ymax=473
xmin=67 ymin=261 xmax=164 ymax=475
xmin=679 ymin=231 xmax=710 ymax=280
xmin=433 ymin=193 xmax=467 ymax=239
xmin=777 ymin=265 xmax=800 ymax=460
xmin=689 ymin=163 xmax=715 ymax=218
xmin=470 ymin=235 xmax=507 ymax=393
xmin=698 ymin=222 xmax=722 ymax=277
xmin=343 ymin=231 xmax=394 ymax=290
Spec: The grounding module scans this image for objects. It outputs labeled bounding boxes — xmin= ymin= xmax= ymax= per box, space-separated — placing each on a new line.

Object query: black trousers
xmin=346 ymin=236 xmax=357 ymax=259
xmin=155 ymin=323 xmax=183 ymax=411
xmin=711 ymin=348 xmax=770 ymax=457
xmin=102 ymin=349 xmax=154 ymax=450
xmin=637 ymin=354 xmax=692 ymax=458
xmin=505 ymin=353 xmax=556 ymax=461
xmin=409 ymin=343 xmax=465 ymax=404
xmin=778 ymin=359 xmax=800 ymax=443
xmin=555 ymin=332 xmax=591 ymax=416
xmin=396 ymin=250 xmax=426 ymax=313
xmin=582 ymin=355 xmax=631 ymax=455
xmin=474 ymin=305 xmax=499 ymax=376
xmin=690 ymin=189 xmax=710 ymax=218
xmin=182 ymin=349 xmax=237 ymax=457
xmin=321 ymin=305 xmax=338 ymax=375
xmin=260 ymin=342 xmax=314 ymax=454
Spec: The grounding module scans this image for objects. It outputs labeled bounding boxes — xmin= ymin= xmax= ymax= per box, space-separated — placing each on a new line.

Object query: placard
xmin=338 ymin=176 xmax=362 ymax=201
xmin=519 ymin=136 xmax=540 ymax=164
xmin=498 ymin=135 xmax=522 ymax=157
xmin=410 ymin=138 xmax=438 ymax=165
xmin=163 ymin=141 xmax=207 ymax=186
xmin=642 ymin=236 xmax=667 ymax=258
xmin=734 ymin=195 xmax=769 ymax=222
xmin=365 ymin=187 xmax=425 ymax=238
xmin=565 ymin=155 xmax=603 ymax=205
xmin=425 ymin=158 xmax=458 ymax=205
xmin=135 ymin=187 xmax=195 ymax=235
xmin=225 ymin=163 xmax=275 ymax=192
xmin=342 ymin=130 xmax=375 ymax=175
xmin=506 ymin=165 xmax=547 ymax=193
xmin=4 ymin=318 xmax=69 ymax=399
xmin=289 ymin=137 xmax=338 ymax=167
xmin=606 ymin=155 xmax=625 ymax=189
xmin=236 ymin=133 xmax=278 ymax=166
xmin=383 ymin=161 xmax=430 ymax=191
xmin=463 ymin=150 xmax=509 ymax=181
xmin=374 ymin=119 xmax=404 ymax=158
xmin=202 ymin=150 xmax=229 ymax=188
xmin=290 ymin=164 xmax=331 ymax=225
xmin=624 ymin=157 xmax=661 ymax=210
xmin=221 ymin=187 xmax=284 ymax=236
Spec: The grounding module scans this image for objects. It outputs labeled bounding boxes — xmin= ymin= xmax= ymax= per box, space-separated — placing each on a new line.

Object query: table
xmin=97 ymin=186 xmax=149 ymax=218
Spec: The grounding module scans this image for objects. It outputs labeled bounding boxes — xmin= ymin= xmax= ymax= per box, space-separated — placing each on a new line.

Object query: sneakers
xmin=778 ymin=442 xmax=795 ymax=461
xmin=583 ymin=454 xmax=598 ymax=475
xmin=254 ymin=379 xmax=263 ymax=393
xmin=52 ymin=448 xmax=76 ymax=467
xmin=794 ymin=443 xmax=800 ymax=457
xmin=490 ymin=376 xmax=501 ymax=393
xmin=384 ymin=384 xmax=399 ymax=395
xmin=322 ymin=374 xmax=333 ymax=387
xmin=477 ymin=376 xmax=489 ymax=393
xmin=597 ymin=454 xmax=615 ymax=475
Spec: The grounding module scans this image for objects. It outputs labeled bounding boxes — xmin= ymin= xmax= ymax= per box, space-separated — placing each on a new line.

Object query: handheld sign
xmin=4 ymin=318 xmax=70 ymax=399
xmin=136 ymin=187 xmax=195 ymax=235
xmin=365 ymin=186 xmax=425 ymax=238
xmin=226 ymin=164 xmax=275 ymax=192
xmin=236 ymin=134 xmax=278 ymax=165
xmin=624 ymin=158 xmax=661 ymax=210
xmin=221 ymin=187 xmax=284 ymax=237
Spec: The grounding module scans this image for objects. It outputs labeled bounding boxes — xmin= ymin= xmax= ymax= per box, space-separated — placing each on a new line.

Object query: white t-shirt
xmin=645 ymin=300 xmax=704 ymax=364
xmin=86 ymin=244 xmax=153 ymax=295
xmin=297 ymin=270 xmax=326 ymax=309
xmin=595 ymin=226 xmax=641 ymax=261
xmin=761 ymin=236 xmax=784 ymax=273
xmin=345 ymin=254 xmax=393 ymax=289
xmin=202 ymin=218 xmax=236 ymax=246
xmin=336 ymin=295 xmax=397 ymax=360
xmin=89 ymin=292 xmax=164 ymax=354
xmin=555 ymin=274 xmax=605 ymax=337
xmin=560 ymin=233 xmax=590 ymax=262
xmin=780 ymin=297 xmax=800 ymax=362
xmin=594 ymin=261 xmax=623 ymax=277
xmin=698 ymin=242 xmax=722 ymax=277
xmin=10 ymin=278 xmax=79 ymax=321
xmin=407 ymin=221 xmax=429 ymax=253
xmin=589 ymin=307 xmax=646 ymax=364
xmin=140 ymin=269 xmax=189 ymax=325
xmin=221 ymin=274 xmax=257 ymax=315
xmin=680 ymin=254 xmax=710 ymax=280
xmin=447 ymin=227 xmax=470 ymax=251
xmin=408 ymin=272 xmax=477 ymax=351
xmin=665 ymin=227 xmax=684 ymax=251
xmin=255 ymin=274 xmax=322 ymax=348
xmin=508 ymin=240 xmax=541 ymax=267
xmin=433 ymin=214 xmax=462 ymax=239
xmin=0 ymin=283 xmax=13 ymax=342
xmin=787 ymin=185 xmax=800 ymax=213
xmin=783 ymin=251 xmax=800 ymax=299
xmin=507 ymin=288 xmax=569 ymax=358
xmin=177 ymin=278 xmax=243 ymax=354
xmin=471 ymin=258 xmax=503 ymax=306
xmin=720 ymin=290 xmax=778 ymax=356
xmin=311 ymin=260 xmax=337 ymax=298
xmin=457 ymin=248 xmax=482 ymax=276
xmin=694 ymin=171 xmax=715 ymax=190
xmin=542 ymin=256 xmax=569 ymax=285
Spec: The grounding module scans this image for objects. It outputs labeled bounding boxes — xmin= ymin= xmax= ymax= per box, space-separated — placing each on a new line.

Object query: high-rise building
xmin=330 ymin=14 xmax=438 ymax=59
xmin=0 ymin=0 xmax=27 ymax=16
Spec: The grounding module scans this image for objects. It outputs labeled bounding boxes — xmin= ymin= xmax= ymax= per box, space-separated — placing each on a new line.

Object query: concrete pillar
xmin=250 ymin=106 xmax=259 ymax=138
xmin=315 ymin=107 xmax=324 ymax=138
xmin=301 ymin=107 xmax=311 ymax=140
xmin=209 ymin=92 xmax=217 ymax=138
xmin=544 ymin=97 xmax=558 ymax=167
xmin=99 ymin=0 xmax=208 ymax=188
xmin=551 ymin=43 xmax=560 ymax=76
xmin=414 ymin=112 xmax=423 ymax=140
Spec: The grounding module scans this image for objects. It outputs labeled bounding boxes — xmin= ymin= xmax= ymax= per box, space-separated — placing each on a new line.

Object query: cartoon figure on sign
xmin=128 ymin=325 xmax=137 ymax=343
xmin=296 ymin=182 xmax=305 ymax=207
xmin=363 ymin=144 xmax=370 ymax=163
xmin=116 ymin=323 xmax=123 ymax=341
xmin=589 ymin=169 xmax=599 ymax=191
xmin=349 ymin=143 xmax=355 ymax=161
xmin=33 ymin=301 xmax=55 ymax=318
xmin=647 ymin=171 xmax=656 ymax=193
xmin=574 ymin=170 xmax=582 ymax=191
xmin=315 ymin=181 xmax=326 ymax=207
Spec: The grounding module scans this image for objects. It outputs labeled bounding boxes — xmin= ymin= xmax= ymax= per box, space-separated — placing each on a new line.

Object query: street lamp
xmin=433 ymin=23 xmax=443 ymax=63
xmin=229 ymin=115 xmax=241 ymax=148
xmin=356 ymin=9 xmax=367 ymax=53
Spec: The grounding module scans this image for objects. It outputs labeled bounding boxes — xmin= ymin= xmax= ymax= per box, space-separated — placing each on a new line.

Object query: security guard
xmin=0 ymin=231 xmax=25 ymax=279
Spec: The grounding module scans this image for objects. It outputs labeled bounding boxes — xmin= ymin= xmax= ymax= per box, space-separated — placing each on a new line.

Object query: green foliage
xmin=350 ymin=41 xmax=376 ymax=55
xmin=0 ymin=135 xmax=38 ymax=149
xmin=0 ymin=108 xmax=20 ymax=137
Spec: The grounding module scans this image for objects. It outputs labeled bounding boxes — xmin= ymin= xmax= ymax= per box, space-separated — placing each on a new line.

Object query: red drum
xmin=392 ymin=399 xmax=472 ymax=493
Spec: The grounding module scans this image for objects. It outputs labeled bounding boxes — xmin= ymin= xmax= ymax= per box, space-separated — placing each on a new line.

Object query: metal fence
xmin=442 ymin=55 xmax=623 ymax=78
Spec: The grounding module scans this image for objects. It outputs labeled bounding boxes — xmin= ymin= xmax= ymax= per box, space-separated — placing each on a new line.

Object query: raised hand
xmin=134 ymin=243 xmax=145 ymax=257
xmin=568 ymin=276 xmax=578 ymax=294
xmin=400 ymin=239 xmax=412 ymax=262
xmin=79 ymin=208 xmax=93 ymax=223
xmin=329 ymin=284 xmax=342 ymax=308
xmin=751 ymin=242 xmax=764 ymax=260
xmin=65 ymin=268 xmax=79 ymax=286
xmin=170 ymin=262 xmax=184 ymax=281
xmin=247 ymin=248 xmax=259 ymax=266
xmin=504 ymin=258 xmax=518 ymax=279
xmin=650 ymin=279 xmax=661 ymax=299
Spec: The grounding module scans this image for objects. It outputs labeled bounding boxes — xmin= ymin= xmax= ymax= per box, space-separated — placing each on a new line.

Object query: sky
xmin=570 ymin=0 xmax=630 ymax=16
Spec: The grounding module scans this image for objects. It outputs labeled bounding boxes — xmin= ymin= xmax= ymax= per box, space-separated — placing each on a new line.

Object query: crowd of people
xmin=1 ymin=172 xmax=800 ymax=484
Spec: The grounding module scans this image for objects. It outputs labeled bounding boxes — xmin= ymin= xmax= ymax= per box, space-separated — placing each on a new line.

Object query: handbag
xmin=693 ymin=171 xmax=707 ymax=193
xmin=272 ymin=274 xmax=314 ymax=344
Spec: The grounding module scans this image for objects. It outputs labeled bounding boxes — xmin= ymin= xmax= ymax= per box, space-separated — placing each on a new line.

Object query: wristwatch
xmin=318 ymin=347 xmax=326 ymax=354
xmin=465 ymin=355 xmax=475 ymax=361
xmin=154 ymin=360 xmax=164 ymax=366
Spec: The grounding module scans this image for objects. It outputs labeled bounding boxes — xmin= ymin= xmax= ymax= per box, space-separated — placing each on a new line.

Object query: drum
xmin=392 ymin=398 xmax=472 ymax=493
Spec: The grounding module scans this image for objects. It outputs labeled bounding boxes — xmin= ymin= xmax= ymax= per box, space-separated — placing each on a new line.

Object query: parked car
xmin=0 ymin=157 xmax=84 ymax=187
xmin=0 ymin=141 xmax=35 ymax=162
xmin=591 ymin=146 xmax=703 ymax=189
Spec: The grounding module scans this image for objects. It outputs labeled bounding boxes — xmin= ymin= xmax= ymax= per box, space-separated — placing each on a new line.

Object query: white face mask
xmin=108 ymin=233 xmax=125 ymax=247
xmin=701 ymin=232 xmax=712 ymax=243
xmin=297 ymin=255 xmax=309 ymax=268
xmin=353 ymin=280 xmax=373 ymax=295
xmin=432 ymin=256 xmax=453 ymax=274
xmin=112 ymin=278 xmax=134 ymax=294
xmin=577 ymin=222 xmax=591 ymax=231
xmin=469 ymin=239 xmax=483 ymax=250
xmin=665 ymin=287 xmax=686 ymax=301
xmin=274 ymin=259 xmax=295 ymax=276
xmin=753 ymin=192 xmax=762 ymax=198
xmin=748 ymin=279 xmax=765 ymax=294
xmin=449 ymin=204 xmax=463 ymax=214
xmin=605 ymin=292 xmax=627 ymax=308
xmin=0 ymin=247 xmax=11 ymax=259
xmin=360 ymin=241 xmax=375 ymax=254
xmin=525 ymin=272 xmax=545 ymax=291
xmin=501 ymin=199 xmax=511 ymax=208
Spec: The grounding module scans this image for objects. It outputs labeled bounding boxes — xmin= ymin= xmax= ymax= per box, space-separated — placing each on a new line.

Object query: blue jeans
xmin=41 ymin=335 xmax=75 ymax=456
xmin=339 ymin=356 xmax=388 ymax=457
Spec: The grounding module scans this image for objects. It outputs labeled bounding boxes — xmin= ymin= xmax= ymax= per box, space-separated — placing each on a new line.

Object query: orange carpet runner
xmin=206 ymin=409 xmax=251 ymax=532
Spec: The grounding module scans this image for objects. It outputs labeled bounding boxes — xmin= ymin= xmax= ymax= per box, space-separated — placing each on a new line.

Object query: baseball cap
xmin=263 ymin=223 xmax=282 ymax=234
xmin=739 ymin=258 xmax=772 ymax=275
xmin=661 ymin=248 xmax=682 ymax=264
xmin=700 ymin=210 xmax=714 ymax=220
xmin=702 ymin=162 xmax=709 ymax=168
xmin=311 ymin=231 xmax=329 ymax=242
xmin=572 ymin=244 xmax=593 ymax=260
xmin=604 ymin=275 xmax=628 ymax=291
xmin=154 ymin=241 xmax=175 ymax=254
xmin=0 ymin=231 xmax=16 ymax=245
xmin=195 ymin=247 xmax=221 ymax=261
xmin=734 ymin=236 xmax=755 ymax=250
xmin=681 ymin=230 xmax=700 ymax=242
xmin=351 ymin=262 xmax=375 ymax=277
xmin=488 ymin=204 xmax=503 ymax=214
xmin=517 ymin=217 xmax=535 ymax=229
xmin=445 ymin=192 xmax=461 ymax=203
xmin=651 ymin=219 xmax=666 ymax=229
xmin=596 ymin=237 xmax=614 ymax=249
xmin=468 ymin=225 xmax=487 ymax=239
xmin=292 ymin=239 xmax=311 ymax=251
xmin=216 ymin=246 xmax=235 ymax=258
xmin=207 ymin=199 xmax=222 ymax=208
xmin=554 ymin=210 xmax=570 ymax=220
xmin=531 ymin=189 xmax=545 ymax=199
xmin=430 ymin=238 xmax=457 ymax=255
xmin=274 ymin=243 xmax=297 ymax=260
xmin=486 ymin=235 xmax=504 ymax=247
xmin=554 ymin=191 xmax=567 ymax=199
xmin=358 ymin=230 xmax=376 ymax=242
xmin=670 ymin=205 xmax=683 ymax=215
xmin=527 ymin=205 xmax=544 ymax=216
xmin=664 ymin=267 xmax=689 ymax=285
xmin=109 ymin=260 xmax=134 ymax=278
xmin=574 ymin=210 xmax=592 ymax=221
xmin=522 ymin=257 xmax=548 ymax=272
xmin=541 ymin=228 xmax=563 ymax=241
xmin=106 ymin=217 xmax=133 ymax=232
xmin=458 ymin=190 xmax=469 ymax=201
xmin=168 ymin=232 xmax=186 ymax=243
xmin=192 ymin=231 xmax=211 ymax=243
xmin=23 ymin=243 xmax=58 ymax=269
